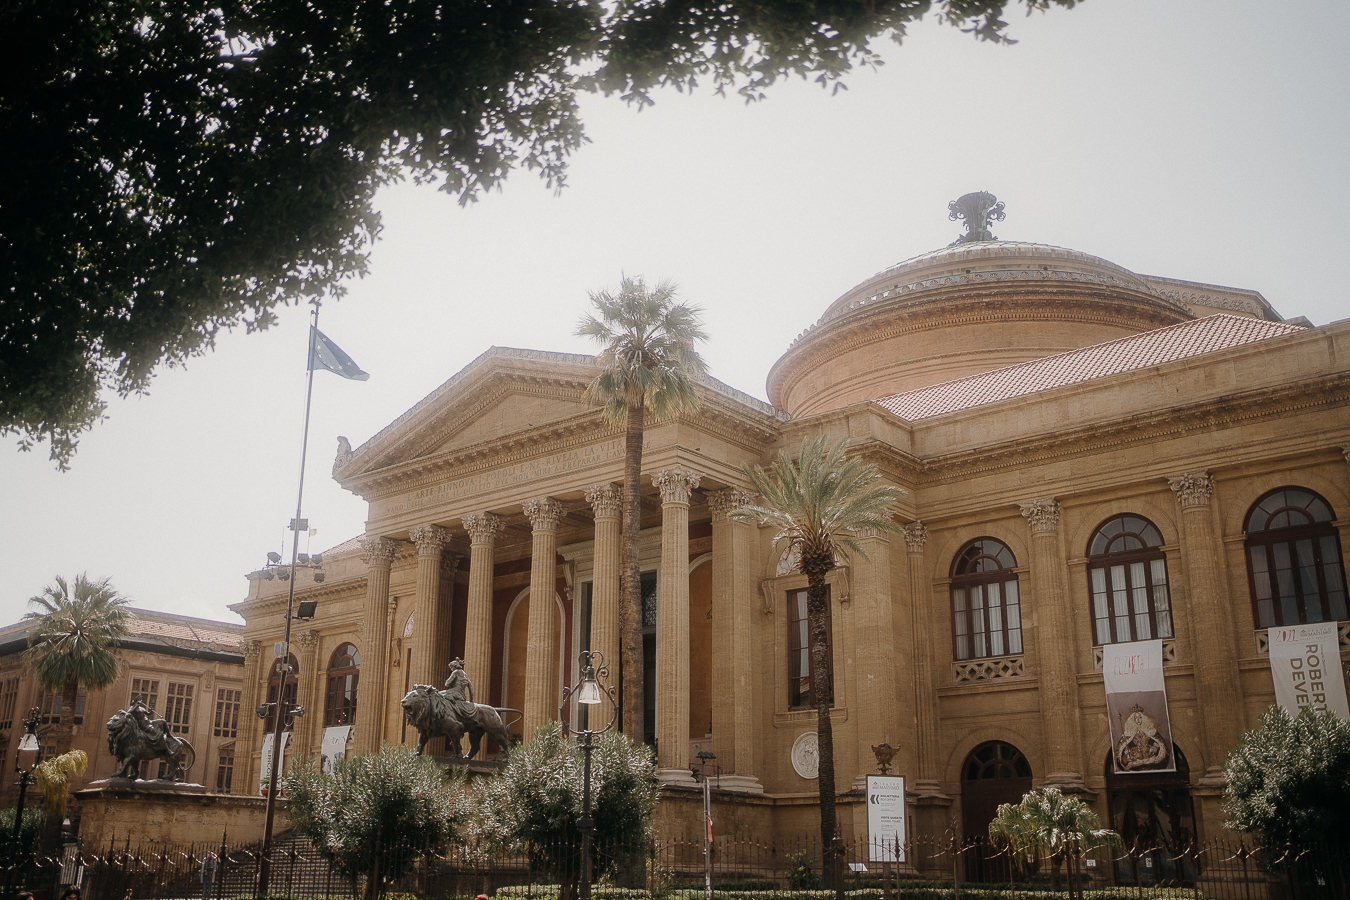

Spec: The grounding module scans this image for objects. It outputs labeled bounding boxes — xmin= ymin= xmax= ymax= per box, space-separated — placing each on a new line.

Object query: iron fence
xmin=0 ymin=833 xmax=1343 ymax=900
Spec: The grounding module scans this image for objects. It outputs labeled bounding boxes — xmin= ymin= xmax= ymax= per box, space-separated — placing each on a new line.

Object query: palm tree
xmin=730 ymin=435 xmax=905 ymax=881
xmin=24 ymin=574 xmax=132 ymax=754
xmin=988 ymin=787 xmax=1122 ymax=891
xmin=577 ymin=276 xmax=707 ymax=740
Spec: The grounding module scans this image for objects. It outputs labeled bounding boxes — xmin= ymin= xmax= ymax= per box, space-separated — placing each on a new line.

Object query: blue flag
xmin=309 ymin=327 xmax=370 ymax=381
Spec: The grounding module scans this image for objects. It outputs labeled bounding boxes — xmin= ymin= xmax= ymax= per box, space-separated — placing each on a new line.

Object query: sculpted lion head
xmin=401 ymin=684 xmax=454 ymax=730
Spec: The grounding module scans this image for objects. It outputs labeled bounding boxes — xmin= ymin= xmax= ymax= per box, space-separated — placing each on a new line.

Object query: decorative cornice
xmin=462 ymin=512 xmax=504 ymax=544
xmin=1167 ymin=472 xmax=1214 ymax=509
xmin=1018 ymin=498 xmax=1061 ymax=534
xmin=523 ymin=497 xmax=565 ymax=531
xmin=653 ymin=466 xmax=702 ymax=505
xmin=584 ymin=484 xmax=623 ymax=518
xmin=903 ymin=521 xmax=928 ymax=554
xmin=708 ymin=487 xmax=756 ymax=522
xmin=408 ymin=524 xmax=450 ymax=556
xmin=360 ymin=536 xmax=399 ymax=567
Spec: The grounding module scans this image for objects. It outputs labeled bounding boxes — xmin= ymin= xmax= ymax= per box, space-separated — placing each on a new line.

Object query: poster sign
xmin=866 ymin=775 xmax=906 ymax=862
xmin=321 ymin=725 xmax=352 ymax=774
xmin=1103 ymin=640 xmax=1175 ymax=774
xmin=1269 ymin=622 xmax=1349 ymax=719
xmin=259 ymin=731 xmax=290 ymax=791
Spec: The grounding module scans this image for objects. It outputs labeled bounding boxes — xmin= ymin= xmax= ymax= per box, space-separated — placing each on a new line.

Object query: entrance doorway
xmin=1105 ymin=745 xmax=1196 ymax=884
xmin=960 ymin=741 xmax=1033 ymax=883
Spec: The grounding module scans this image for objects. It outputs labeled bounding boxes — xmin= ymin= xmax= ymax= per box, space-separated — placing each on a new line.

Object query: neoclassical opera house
xmin=234 ymin=196 xmax=1350 ymax=848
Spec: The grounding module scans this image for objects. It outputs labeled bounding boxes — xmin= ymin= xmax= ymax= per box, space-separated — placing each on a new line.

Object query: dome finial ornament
xmin=948 ymin=191 xmax=1006 ymax=244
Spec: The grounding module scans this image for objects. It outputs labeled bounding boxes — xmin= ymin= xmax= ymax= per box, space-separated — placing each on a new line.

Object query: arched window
xmin=1245 ymin=488 xmax=1348 ymax=628
xmin=951 ymin=539 xmax=1022 ymax=660
xmin=325 ymin=644 xmax=360 ymax=727
xmin=1088 ymin=515 xmax=1174 ymax=645
xmin=264 ymin=654 xmax=298 ymax=733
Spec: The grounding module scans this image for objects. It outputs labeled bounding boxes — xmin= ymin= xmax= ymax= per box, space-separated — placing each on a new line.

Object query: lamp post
xmin=558 ymin=650 xmax=617 ymax=900
xmin=4 ymin=708 xmax=41 ymax=900
xmin=692 ymin=750 xmax=719 ymax=900
xmin=254 ymin=550 xmax=322 ymax=900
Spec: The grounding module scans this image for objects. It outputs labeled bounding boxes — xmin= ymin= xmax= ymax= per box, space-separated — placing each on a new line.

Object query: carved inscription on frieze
xmin=377 ymin=440 xmax=624 ymax=517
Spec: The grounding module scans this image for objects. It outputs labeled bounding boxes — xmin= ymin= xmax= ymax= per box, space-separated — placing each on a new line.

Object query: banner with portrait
xmin=1269 ymin=622 xmax=1349 ymax=719
xmin=321 ymin=725 xmax=352 ymax=774
xmin=1102 ymin=639 xmax=1175 ymax=774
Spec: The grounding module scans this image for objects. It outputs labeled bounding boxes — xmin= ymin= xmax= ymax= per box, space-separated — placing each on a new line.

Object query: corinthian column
xmin=1167 ymin=472 xmax=1244 ymax=783
xmin=585 ymin=485 xmax=623 ymax=677
xmin=653 ymin=465 xmax=701 ymax=782
xmin=461 ymin=512 xmax=501 ymax=705
xmin=1018 ymin=498 xmax=1085 ymax=790
xmin=236 ymin=640 xmax=263 ymax=793
xmin=709 ymin=487 xmax=760 ymax=789
xmin=354 ymin=536 xmax=397 ymax=755
xmin=408 ymin=525 xmax=450 ymax=691
xmin=523 ymin=498 xmax=564 ymax=739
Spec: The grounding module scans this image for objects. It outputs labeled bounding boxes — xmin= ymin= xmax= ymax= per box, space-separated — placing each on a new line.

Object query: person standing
xmin=200 ymin=852 xmax=218 ymax=900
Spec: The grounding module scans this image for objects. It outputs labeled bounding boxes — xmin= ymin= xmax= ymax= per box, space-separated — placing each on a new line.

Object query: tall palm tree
xmin=577 ymin=276 xmax=707 ymax=739
xmin=731 ymin=436 xmax=904 ymax=879
xmin=24 ymin=574 xmax=132 ymax=754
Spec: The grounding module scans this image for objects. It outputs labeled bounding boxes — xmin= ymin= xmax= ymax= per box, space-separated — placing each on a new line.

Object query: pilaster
xmin=236 ymin=640 xmax=263 ymax=793
xmin=653 ymin=466 xmax=701 ymax=784
xmin=1018 ymin=498 xmax=1086 ymax=791
xmin=523 ymin=498 xmax=564 ymax=739
xmin=904 ymin=521 xmax=946 ymax=798
xmin=295 ymin=629 xmax=322 ymax=761
xmin=851 ymin=526 xmax=898 ymax=792
xmin=1167 ymin=472 xmax=1244 ymax=785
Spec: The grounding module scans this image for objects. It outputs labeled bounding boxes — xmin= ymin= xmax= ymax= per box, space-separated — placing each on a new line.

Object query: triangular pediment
xmin=425 ymin=386 xmax=593 ymax=456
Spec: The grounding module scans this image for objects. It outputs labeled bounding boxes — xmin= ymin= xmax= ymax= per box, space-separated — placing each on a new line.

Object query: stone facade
xmin=0 ymin=609 xmax=245 ymax=810
xmin=233 ymin=232 xmax=1350 ymax=850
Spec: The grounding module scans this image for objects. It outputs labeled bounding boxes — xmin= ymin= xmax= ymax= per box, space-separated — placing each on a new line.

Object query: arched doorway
xmin=1105 ymin=745 xmax=1196 ymax=884
xmin=961 ymin=741 xmax=1033 ymax=882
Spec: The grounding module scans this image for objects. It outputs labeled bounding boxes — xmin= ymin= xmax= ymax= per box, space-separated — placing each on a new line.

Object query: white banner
xmin=866 ymin=775 xmax=907 ymax=862
xmin=1269 ymin=622 xmax=1349 ymax=719
xmin=259 ymin=731 xmax=290 ymax=792
xmin=321 ymin=725 xmax=352 ymax=774
xmin=1102 ymin=640 xmax=1175 ymax=774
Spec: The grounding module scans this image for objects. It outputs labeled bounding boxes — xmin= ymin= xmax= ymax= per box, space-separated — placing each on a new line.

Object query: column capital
xmin=1018 ymin=498 xmax=1061 ymax=534
xmin=523 ymin=497 xmax=565 ymax=531
xmin=240 ymin=640 xmax=263 ymax=661
xmin=854 ymin=526 xmax=890 ymax=542
xmin=360 ymin=536 xmax=399 ymax=567
xmin=708 ymin=487 xmax=756 ymax=522
xmin=295 ymin=630 xmax=320 ymax=652
xmin=653 ymin=466 xmax=702 ymax=505
xmin=409 ymin=524 xmax=450 ymax=556
xmin=441 ymin=551 xmax=463 ymax=576
xmin=1167 ymin=472 xmax=1214 ymax=508
xmin=903 ymin=521 xmax=929 ymax=553
xmin=584 ymin=483 xmax=623 ymax=518
xmin=462 ymin=512 xmax=503 ymax=544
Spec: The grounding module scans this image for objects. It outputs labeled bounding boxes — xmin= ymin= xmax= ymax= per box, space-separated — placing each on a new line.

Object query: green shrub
xmin=784 ymin=851 xmax=821 ymax=890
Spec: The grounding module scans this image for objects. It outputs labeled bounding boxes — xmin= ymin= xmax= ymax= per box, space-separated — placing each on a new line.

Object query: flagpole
xmin=257 ymin=301 xmax=322 ymax=900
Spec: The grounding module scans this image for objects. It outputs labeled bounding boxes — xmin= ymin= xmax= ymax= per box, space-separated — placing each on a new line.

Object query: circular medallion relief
xmin=791 ymin=731 xmax=820 ymax=780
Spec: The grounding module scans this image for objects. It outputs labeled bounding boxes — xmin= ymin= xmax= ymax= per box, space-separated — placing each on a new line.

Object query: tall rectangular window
xmin=164 ymin=682 xmax=194 ymax=734
xmin=787 ymin=587 xmax=833 ymax=709
xmin=215 ymin=689 xmax=241 ymax=738
xmin=131 ymin=677 xmax=160 ymax=712
xmin=216 ymin=746 xmax=235 ymax=793
xmin=37 ymin=690 xmax=86 ymax=726
xmin=0 ymin=677 xmax=19 ymax=731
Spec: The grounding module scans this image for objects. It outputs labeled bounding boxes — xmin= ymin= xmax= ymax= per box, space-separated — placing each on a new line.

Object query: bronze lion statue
xmin=107 ymin=700 xmax=196 ymax=781
xmin=400 ymin=684 xmax=513 ymax=760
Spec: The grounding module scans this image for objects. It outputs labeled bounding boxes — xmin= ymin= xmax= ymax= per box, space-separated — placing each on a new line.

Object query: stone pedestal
xmin=75 ymin=784 xmax=285 ymax=846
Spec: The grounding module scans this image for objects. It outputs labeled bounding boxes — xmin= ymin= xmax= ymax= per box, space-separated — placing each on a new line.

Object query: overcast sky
xmin=4 ymin=0 xmax=1348 ymax=628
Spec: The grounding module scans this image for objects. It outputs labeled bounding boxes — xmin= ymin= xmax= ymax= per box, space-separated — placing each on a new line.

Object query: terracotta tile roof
xmin=0 ymin=607 xmax=243 ymax=654
xmin=875 ymin=314 xmax=1305 ymax=421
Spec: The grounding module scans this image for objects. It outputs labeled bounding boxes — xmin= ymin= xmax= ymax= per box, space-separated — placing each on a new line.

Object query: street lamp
xmin=4 ymin=708 xmax=41 ymax=900
xmin=254 ymin=546 xmax=322 ymax=900
xmin=558 ymin=651 xmax=617 ymax=900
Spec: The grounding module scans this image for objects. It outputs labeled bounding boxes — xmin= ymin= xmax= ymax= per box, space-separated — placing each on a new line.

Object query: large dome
xmin=767 ymin=239 xmax=1194 ymax=418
